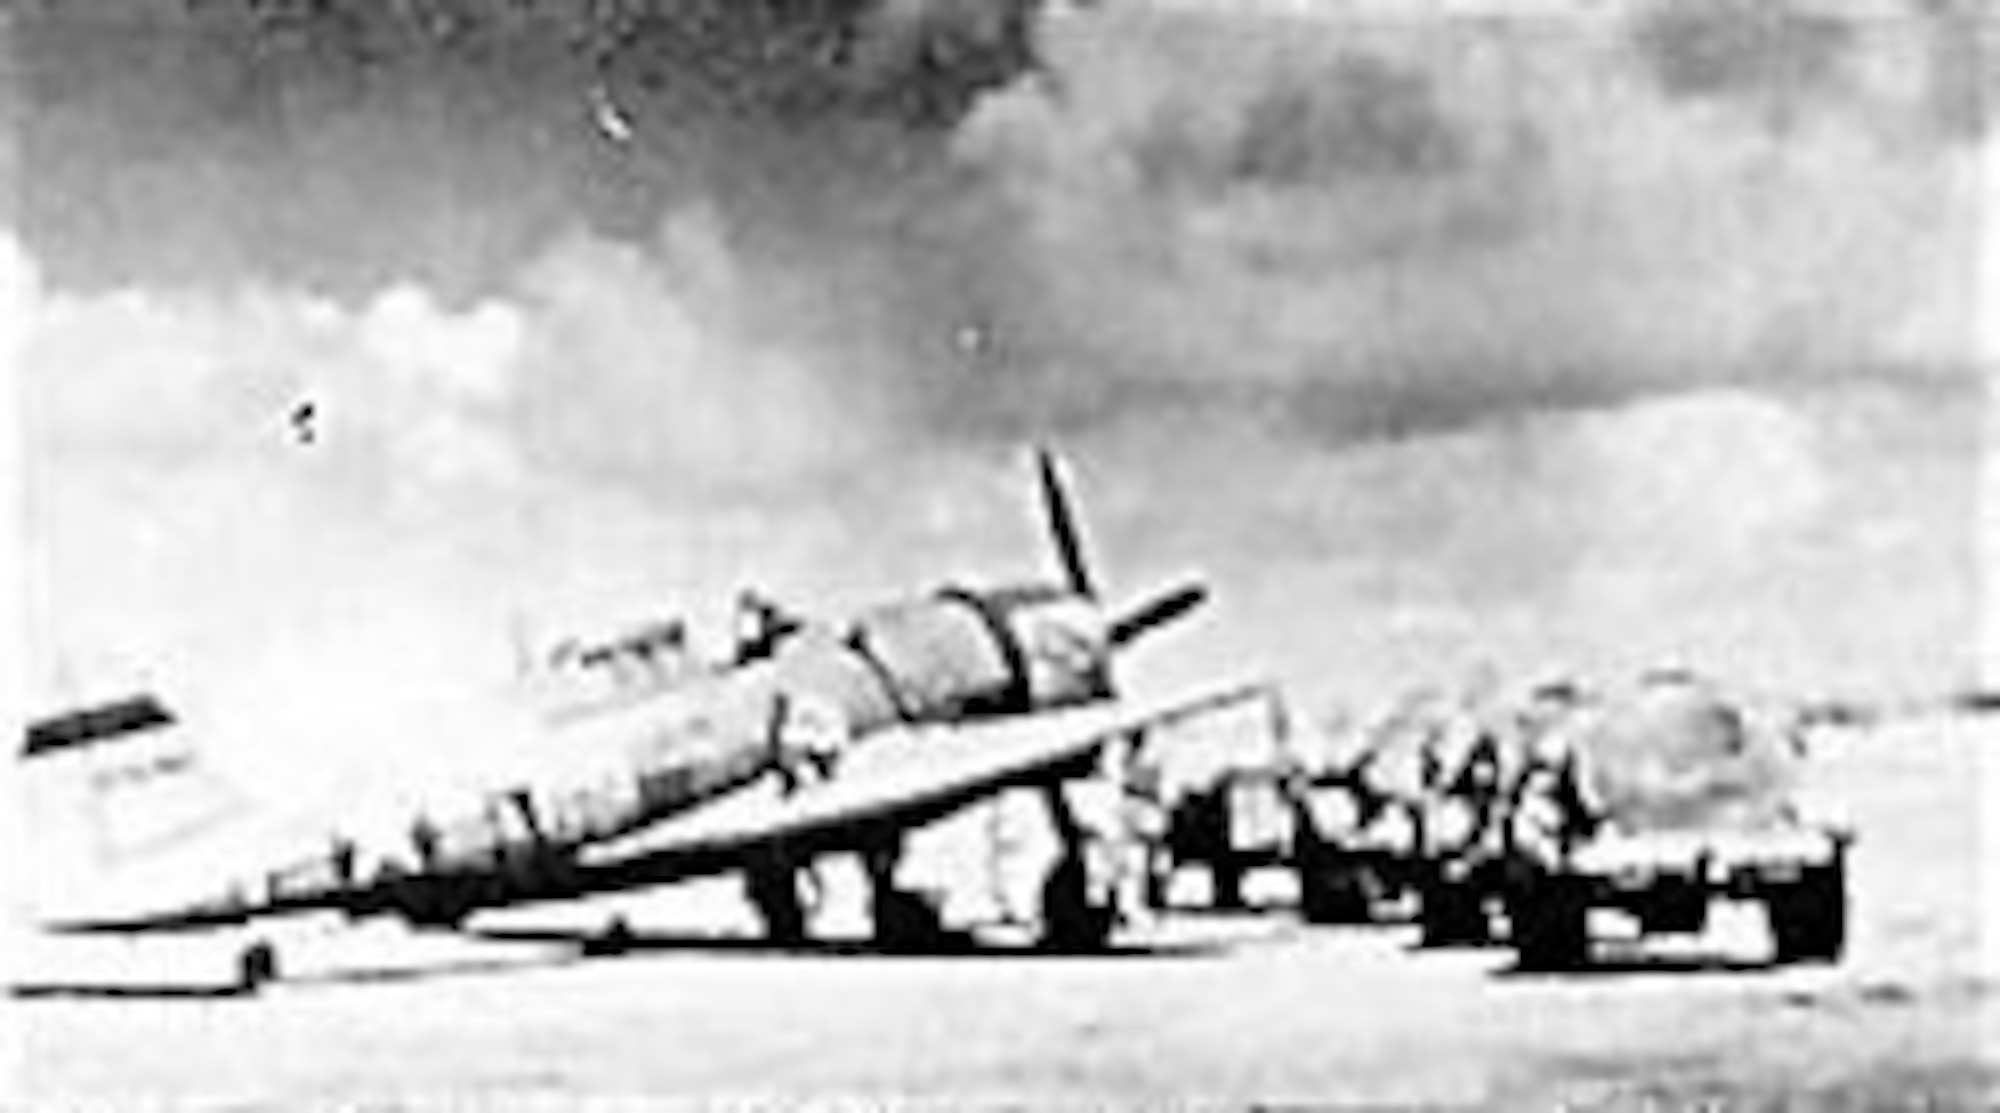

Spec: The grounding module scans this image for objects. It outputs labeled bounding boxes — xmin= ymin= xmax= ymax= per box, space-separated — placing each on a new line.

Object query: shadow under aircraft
xmin=25 ymin=448 xmax=1254 ymax=991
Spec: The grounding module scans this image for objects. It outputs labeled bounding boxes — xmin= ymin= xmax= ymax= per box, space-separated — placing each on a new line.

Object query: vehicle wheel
xmin=1211 ymin=859 xmax=1246 ymax=910
xmin=1509 ymin=875 xmax=1588 ymax=971
xmin=1766 ymin=862 xmax=1847 ymax=964
xmin=1637 ymin=881 xmax=1710 ymax=936
xmin=1039 ymin=852 xmax=1115 ymax=952
xmin=396 ymin=878 xmax=474 ymax=930
xmin=237 ymin=939 xmax=279 ymax=991
xmin=1418 ymin=873 xmax=1490 ymax=947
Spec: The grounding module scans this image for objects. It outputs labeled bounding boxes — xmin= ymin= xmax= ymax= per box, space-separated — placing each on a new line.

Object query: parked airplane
xmin=23 ymin=449 xmax=1228 ymax=987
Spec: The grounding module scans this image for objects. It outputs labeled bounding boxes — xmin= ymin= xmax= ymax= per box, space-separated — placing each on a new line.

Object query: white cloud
xmin=358 ymin=284 xmax=524 ymax=407
xmin=1568 ymin=389 xmax=1828 ymax=572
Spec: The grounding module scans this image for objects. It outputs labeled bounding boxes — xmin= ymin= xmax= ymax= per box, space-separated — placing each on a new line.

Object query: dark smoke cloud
xmin=953 ymin=0 xmax=1979 ymax=440
xmin=1133 ymin=48 xmax=1479 ymax=193
xmin=13 ymin=0 xmax=1039 ymax=295
xmin=1631 ymin=0 xmax=1858 ymax=123
xmin=1914 ymin=0 xmax=1999 ymax=142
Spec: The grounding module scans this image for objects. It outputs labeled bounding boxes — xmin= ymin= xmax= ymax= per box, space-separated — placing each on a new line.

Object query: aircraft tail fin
xmin=21 ymin=693 xmax=241 ymax=863
xmin=23 ymin=693 xmax=178 ymax=760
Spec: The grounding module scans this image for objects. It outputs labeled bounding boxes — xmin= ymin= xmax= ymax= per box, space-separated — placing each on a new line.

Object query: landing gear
xmin=236 ymin=938 xmax=279 ymax=992
xmin=1036 ymin=785 xmax=1117 ymax=952
xmin=1039 ymin=846 xmax=1117 ymax=951
xmin=862 ymin=833 xmax=949 ymax=951
xmin=744 ymin=853 xmax=808 ymax=946
xmin=873 ymin=889 xmax=948 ymax=950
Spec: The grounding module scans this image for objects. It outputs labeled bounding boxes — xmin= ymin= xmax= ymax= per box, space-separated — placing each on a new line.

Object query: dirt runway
xmin=11 ymin=713 xmax=1997 ymax=1108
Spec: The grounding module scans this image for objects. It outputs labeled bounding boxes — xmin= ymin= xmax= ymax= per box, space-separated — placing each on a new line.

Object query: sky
xmin=8 ymin=0 xmax=1994 ymax=794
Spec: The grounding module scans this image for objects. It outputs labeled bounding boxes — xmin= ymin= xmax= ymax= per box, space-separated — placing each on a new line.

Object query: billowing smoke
xmin=16 ymin=216 xmax=972 ymax=795
xmin=15 ymin=0 xmax=1990 ymax=800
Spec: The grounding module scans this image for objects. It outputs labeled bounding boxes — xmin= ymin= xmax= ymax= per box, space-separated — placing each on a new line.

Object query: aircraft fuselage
xmin=139 ymin=581 xmax=1116 ymax=928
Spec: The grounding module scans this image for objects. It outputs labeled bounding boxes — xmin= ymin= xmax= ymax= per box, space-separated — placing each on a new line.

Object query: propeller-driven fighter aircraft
xmin=23 ymin=449 xmax=1233 ymax=987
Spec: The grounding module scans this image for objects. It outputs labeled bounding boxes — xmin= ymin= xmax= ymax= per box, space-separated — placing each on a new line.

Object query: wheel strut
xmin=1037 ymin=784 xmax=1116 ymax=952
xmin=745 ymin=850 xmax=808 ymax=945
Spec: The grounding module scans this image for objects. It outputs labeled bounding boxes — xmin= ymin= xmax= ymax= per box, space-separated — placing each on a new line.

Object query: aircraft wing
xmin=44 ymin=682 xmax=1270 ymax=932
xmin=567 ymin=681 xmax=1270 ymax=892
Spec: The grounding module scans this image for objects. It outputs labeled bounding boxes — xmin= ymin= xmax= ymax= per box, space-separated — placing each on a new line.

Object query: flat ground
xmin=9 ymin=713 xmax=1997 ymax=1108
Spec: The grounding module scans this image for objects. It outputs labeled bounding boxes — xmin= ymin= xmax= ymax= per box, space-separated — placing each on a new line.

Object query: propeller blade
xmin=1106 ymin=582 xmax=1208 ymax=647
xmin=1036 ymin=447 xmax=1097 ymax=599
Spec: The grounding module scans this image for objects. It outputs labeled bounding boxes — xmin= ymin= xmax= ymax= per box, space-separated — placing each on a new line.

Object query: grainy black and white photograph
xmin=3 ymin=0 xmax=1997 ymax=1107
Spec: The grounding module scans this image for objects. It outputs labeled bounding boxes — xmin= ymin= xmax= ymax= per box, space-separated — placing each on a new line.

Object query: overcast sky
xmin=11 ymin=0 xmax=1993 ymax=788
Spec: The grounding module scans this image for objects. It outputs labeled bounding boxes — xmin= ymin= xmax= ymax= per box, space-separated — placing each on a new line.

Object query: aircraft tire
xmin=585 ymin=914 xmax=637 ymax=957
xmin=1038 ymin=852 xmax=1114 ymax=952
xmin=873 ymin=889 xmax=947 ymax=953
xmin=237 ymin=939 xmax=279 ymax=992
xmin=1636 ymin=879 xmax=1710 ymax=936
xmin=1509 ymin=874 xmax=1588 ymax=971
xmin=746 ymin=865 xmax=807 ymax=946
xmin=1417 ymin=873 xmax=1490 ymax=947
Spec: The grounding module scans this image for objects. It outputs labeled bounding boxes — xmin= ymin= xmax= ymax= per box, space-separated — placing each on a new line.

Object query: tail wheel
xmin=1767 ymin=861 xmax=1847 ymax=964
xmin=585 ymin=914 xmax=637 ymax=957
xmin=1509 ymin=874 xmax=1588 ymax=971
xmin=237 ymin=939 xmax=279 ymax=992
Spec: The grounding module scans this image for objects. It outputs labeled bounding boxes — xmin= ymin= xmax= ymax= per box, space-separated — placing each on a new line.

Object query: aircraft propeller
xmin=1037 ymin=447 xmax=1099 ymax=600
xmin=1107 ymin=582 xmax=1209 ymax=648
xmin=1034 ymin=446 xmax=1209 ymax=650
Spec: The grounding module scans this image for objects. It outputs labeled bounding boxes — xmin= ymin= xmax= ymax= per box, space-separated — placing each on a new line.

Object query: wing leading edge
xmin=569 ymin=680 xmax=1273 ymax=893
